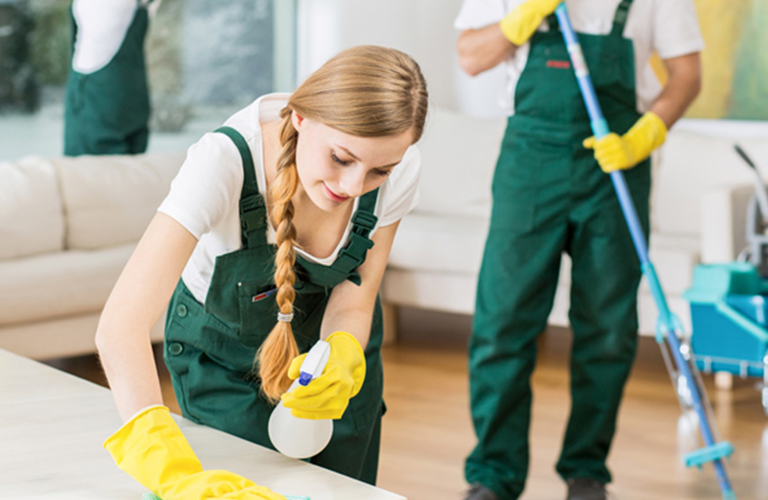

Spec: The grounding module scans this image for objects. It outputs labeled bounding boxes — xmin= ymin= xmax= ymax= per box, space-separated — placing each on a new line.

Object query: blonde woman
xmin=95 ymin=45 xmax=428 ymax=500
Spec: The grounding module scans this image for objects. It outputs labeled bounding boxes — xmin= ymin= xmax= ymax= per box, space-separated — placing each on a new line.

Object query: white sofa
xmin=3 ymin=109 xmax=766 ymax=360
xmin=381 ymin=108 xmax=768 ymax=336
xmin=0 ymin=152 xmax=185 ymax=359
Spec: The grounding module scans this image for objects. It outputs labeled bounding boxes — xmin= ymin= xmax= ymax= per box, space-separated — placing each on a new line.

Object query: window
xmin=0 ymin=0 xmax=296 ymax=160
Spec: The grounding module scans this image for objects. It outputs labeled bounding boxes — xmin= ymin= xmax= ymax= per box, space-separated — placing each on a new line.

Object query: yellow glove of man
xmin=583 ymin=112 xmax=668 ymax=173
xmin=499 ymin=0 xmax=562 ymax=46
xmin=104 ymin=405 xmax=286 ymax=500
xmin=281 ymin=331 xmax=366 ymax=420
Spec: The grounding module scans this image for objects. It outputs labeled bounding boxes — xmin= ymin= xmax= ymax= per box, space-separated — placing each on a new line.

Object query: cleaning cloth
xmin=143 ymin=494 xmax=310 ymax=500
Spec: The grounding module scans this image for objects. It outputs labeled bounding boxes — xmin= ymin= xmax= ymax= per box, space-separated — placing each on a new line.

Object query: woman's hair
xmin=257 ymin=45 xmax=429 ymax=403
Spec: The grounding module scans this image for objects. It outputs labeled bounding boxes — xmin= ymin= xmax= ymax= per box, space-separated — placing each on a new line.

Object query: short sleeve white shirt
xmin=158 ymin=93 xmax=421 ymax=304
xmin=72 ymin=0 xmax=150 ymax=74
xmin=454 ymin=0 xmax=704 ymax=115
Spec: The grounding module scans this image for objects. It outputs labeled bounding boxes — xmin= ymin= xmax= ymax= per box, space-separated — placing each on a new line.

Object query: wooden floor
xmin=46 ymin=308 xmax=768 ymax=500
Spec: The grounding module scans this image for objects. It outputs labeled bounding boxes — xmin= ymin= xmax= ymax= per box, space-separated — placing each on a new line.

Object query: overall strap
xmin=611 ymin=0 xmax=633 ymax=35
xmin=546 ymin=0 xmax=634 ymax=35
xmin=214 ymin=126 xmax=267 ymax=248
xmin=329 ymin=188 xmax=380 ymax=284
xmin=545 ymin=13 xmax=560 ymax=33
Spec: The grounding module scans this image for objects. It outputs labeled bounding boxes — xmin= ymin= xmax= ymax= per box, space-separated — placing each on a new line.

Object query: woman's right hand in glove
xmin=103 ymin=405 xmax=286 ymax=500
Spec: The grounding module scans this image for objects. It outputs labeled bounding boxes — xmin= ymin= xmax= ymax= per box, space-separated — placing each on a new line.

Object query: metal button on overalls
xmin=167 ymin=342 xmax=184 ymax=356
xmin=176 ymin=304 xmax=188 ymax=318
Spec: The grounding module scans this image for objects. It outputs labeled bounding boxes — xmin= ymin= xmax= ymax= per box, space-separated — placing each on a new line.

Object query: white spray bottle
xmin=268 ymin=339 xmax=333 ymax=458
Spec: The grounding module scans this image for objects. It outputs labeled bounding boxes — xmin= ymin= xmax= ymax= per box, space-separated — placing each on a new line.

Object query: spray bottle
xmin=267 ymin=339 xmax=333 ymax=459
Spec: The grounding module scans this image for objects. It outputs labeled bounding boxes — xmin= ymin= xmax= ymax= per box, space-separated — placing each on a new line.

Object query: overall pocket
xmin=164 ymin=284 xmax=259 ymax=424
xmin=237 ymin=280 xmax=280 ymax=346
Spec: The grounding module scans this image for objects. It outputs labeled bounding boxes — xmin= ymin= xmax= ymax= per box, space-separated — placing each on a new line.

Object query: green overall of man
xmin=454 ymin=1 xmax=703 ymax=499
xmin=64 ymin=0 xmax=156 ymax=156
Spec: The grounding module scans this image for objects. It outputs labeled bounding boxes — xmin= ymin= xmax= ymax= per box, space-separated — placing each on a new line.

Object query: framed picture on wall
xmin=686 ymin=0 xmax=768 ymax=120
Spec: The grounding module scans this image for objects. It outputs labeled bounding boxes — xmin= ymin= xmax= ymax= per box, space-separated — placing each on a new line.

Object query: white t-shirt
xmin=158 ymin=93 xmax=422 ymax=304
xmin=71 ymin=0 xmax=158 ymax=74
xmin=454 ymin=0 xmax=704 ymax=115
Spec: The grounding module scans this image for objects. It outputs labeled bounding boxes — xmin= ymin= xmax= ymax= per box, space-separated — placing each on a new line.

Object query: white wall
xmin=296 ymin=0 xmax=508 ymax=118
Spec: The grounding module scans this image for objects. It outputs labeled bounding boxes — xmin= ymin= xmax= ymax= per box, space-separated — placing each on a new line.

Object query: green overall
xmin=64 ymin=1 xmax=151 ymax=156
xmin=466 ymin=2 xmax=650 ymax=498
xmin=163 ymin=127 xmax=385 ymax=484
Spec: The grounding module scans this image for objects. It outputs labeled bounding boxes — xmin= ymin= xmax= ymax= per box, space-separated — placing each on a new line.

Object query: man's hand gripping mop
xmin=553 ymin=4 xmax=736 ymax=499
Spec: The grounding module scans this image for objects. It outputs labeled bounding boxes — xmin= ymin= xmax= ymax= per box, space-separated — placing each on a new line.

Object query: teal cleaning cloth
xmin=142 ymin=493 xmax=309 ymax=500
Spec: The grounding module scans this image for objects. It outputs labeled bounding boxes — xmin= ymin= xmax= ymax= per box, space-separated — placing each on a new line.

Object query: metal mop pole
xmin=553 ymin=4 xmax=736 ymax=499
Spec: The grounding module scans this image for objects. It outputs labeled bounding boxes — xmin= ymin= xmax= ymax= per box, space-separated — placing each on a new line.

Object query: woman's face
xmin=292 ymin=111 xmax=413 ymax=212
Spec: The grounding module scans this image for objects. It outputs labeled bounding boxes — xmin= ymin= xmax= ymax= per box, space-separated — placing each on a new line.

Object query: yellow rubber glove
xmin=499 ymin=0 xmax=563 ymax=46
xmin=104 ymin=406 xmax=286 ymax=500
xmin=583 ymin=112 xmax=668 ymax=173
xmin=281 ymin=331 xmax=366 ymax=420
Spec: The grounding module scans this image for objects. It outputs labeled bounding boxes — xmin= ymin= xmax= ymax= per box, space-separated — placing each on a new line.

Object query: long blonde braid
xmin=258 ymin=107 xmax=301 ymax=402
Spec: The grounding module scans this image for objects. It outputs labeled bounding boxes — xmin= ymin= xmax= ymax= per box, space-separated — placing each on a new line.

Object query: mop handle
xmin=553 ymin=5 xmax=736 ymax=499
xmin=553 ymin=4 xmax=672 ymax=325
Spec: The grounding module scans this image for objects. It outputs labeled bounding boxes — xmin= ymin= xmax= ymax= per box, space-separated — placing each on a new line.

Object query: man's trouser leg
xmin=556 ymin=159 xmax=650 ymax=484
xmin=466 ymin=195 xmax=568 ymax=500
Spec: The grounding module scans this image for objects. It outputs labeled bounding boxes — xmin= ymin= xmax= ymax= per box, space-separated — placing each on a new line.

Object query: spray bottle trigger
xmin=297 ymin=340 xmax=331 ymax=386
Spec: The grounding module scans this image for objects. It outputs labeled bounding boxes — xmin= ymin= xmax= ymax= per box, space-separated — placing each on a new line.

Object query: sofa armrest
xmin=700 ymin=184 xmax=753 ymax=263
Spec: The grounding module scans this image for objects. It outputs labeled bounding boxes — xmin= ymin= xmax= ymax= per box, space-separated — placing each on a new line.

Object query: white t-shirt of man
xmin=158 ymin=93 xmax=422 ymax=305
xmin=454 ymin=0 xmax=704 ymax=115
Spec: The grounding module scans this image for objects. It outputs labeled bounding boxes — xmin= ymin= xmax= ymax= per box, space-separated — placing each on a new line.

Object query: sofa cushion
xmin=389 ymin=211 xmax=699 ymax=296
xmin=388 ymin=211 xmax=489 ymax=276
xmin=53 ymin=151 xmax=186 ymax=250
xmin=416 ymin=107 xmax=506 ymax=217
xmin=417 ymin=118 xmax=768 ymax=239
xmin=0 ymin=157 xmax=64 ymax=260
xmin=653 ymin=131 xmax=768 ymax=237
xmin=646 ymin=233 xmax=700 ymax=295
xmin=0 ymin=244 xmax=135 ymax=326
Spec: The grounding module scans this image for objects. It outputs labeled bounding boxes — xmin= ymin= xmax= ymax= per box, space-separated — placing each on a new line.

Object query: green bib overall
xmin=64 ymin=1 xmax=151 ymax=156
xmin=466 ymin=2 xmax=650 ymax=498
xmin=163 ymin=127 xmax=386 ymax=484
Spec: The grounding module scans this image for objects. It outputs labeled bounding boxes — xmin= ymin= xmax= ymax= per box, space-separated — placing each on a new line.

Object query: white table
xmin=0 ymin=349 xmax=405 ymax=500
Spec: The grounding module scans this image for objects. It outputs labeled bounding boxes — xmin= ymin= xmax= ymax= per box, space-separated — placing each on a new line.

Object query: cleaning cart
xmin=685 ymin=263 xmax=768 ymax=414
xmin=685 ymin=145 xmax=768 ymax=416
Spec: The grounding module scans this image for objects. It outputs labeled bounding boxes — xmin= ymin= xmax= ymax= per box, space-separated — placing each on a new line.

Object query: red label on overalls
xmin=252 ymin=287 xmax=277 ymax=302
xmin=547 ymin=60 xmax=571 ymax=69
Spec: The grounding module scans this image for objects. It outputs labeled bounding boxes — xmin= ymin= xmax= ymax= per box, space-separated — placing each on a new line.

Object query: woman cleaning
xmin=95 ymin=45 xmax=429 ymax=500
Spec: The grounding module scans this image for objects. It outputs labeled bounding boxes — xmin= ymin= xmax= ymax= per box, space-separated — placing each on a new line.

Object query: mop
xmin=553 ymin=4 xmax=737 ymax=499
